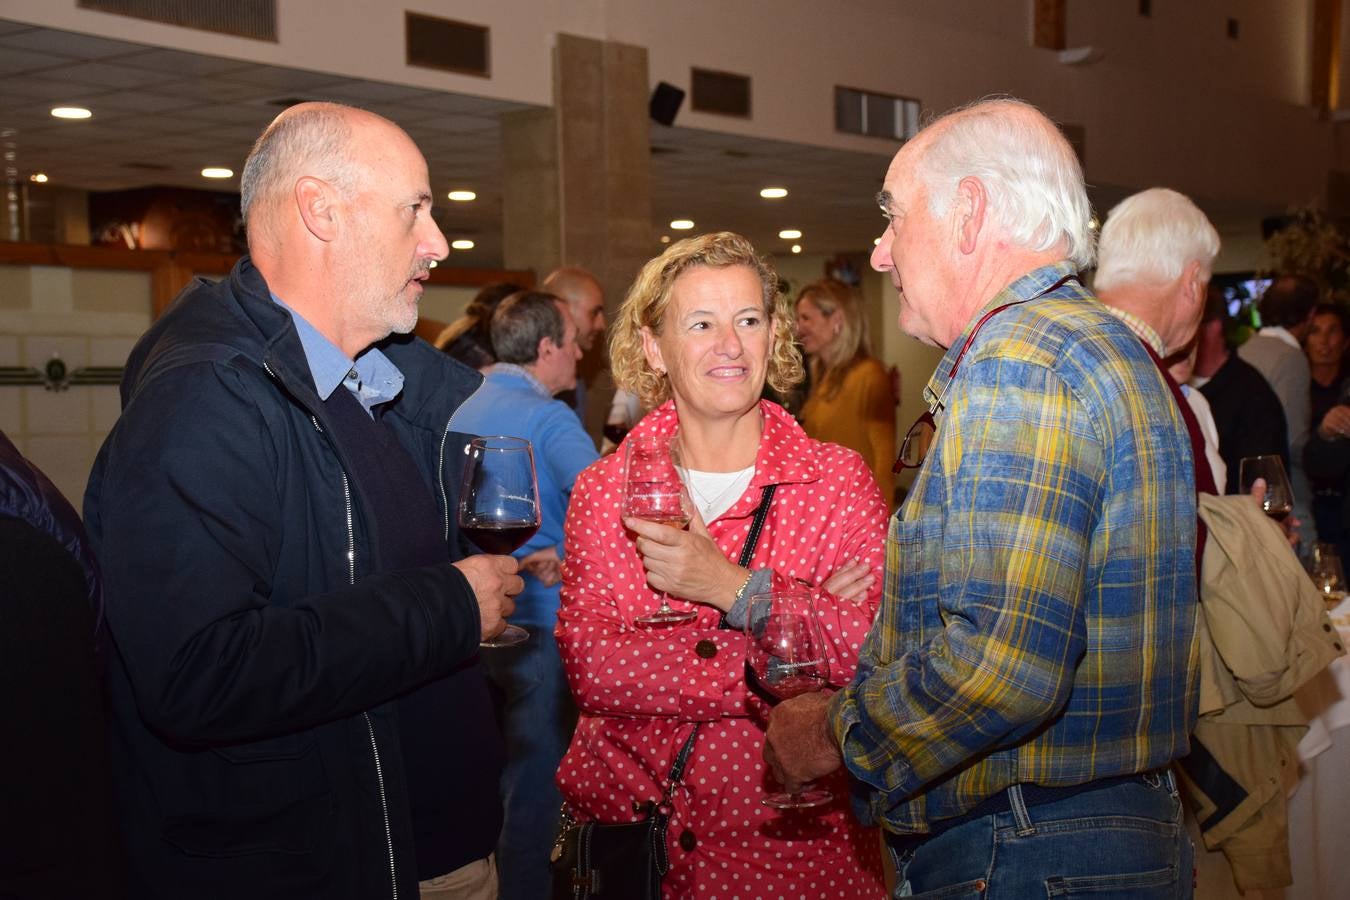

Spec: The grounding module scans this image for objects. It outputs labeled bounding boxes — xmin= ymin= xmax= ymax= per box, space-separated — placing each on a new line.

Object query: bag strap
xmin=662 ymin=482 xmax=779 ymax=800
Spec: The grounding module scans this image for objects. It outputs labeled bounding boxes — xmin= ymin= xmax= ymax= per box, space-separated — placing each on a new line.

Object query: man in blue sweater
xmin=453 ymin=290 xmax=599 ymax=900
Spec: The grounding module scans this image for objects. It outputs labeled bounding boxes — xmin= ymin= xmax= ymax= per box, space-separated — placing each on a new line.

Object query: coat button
xmin=679 ymin=829 xmax=696 ymax=851
xmin=1324 ymin=623 xmax=1333 ymax=632
xmin=695 ymin=639 xmax=717 ymax=659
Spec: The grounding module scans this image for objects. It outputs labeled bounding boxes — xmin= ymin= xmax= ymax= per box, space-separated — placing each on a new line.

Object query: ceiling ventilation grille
xmin=690 ymin=68 xmax=751 ymax=118
xmin=77 ymin=0 xmax=277 ymax=41
xmin=406 ymin=12 xmax=490 ymax=77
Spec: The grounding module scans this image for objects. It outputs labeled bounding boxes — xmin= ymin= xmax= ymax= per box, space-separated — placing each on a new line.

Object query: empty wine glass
xmin=744 ymin=586 xmax=832 ymax=809
xmin=1238 ymin=455 xmax=1294 ymax=522
xmin=623 ymin=434 xmax=698 ymax=626
xmin=1309 ymin=543 xmax=1347 ymax=605
xmin=459 ymin=435 xmax=539 ymax=648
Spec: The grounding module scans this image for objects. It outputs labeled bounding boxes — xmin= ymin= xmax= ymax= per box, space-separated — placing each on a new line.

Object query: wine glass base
xmin=762 ymin=788 xmax=832 ymax=810
xmin=634 ymin=606 xmax=698 ymax=626
xmin=480 ymin=623 xmax=530 ymax=648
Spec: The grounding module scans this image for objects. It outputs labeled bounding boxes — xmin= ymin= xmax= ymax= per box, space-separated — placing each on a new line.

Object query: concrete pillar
xmin=501 ymin=32 xmax=654 ymax=439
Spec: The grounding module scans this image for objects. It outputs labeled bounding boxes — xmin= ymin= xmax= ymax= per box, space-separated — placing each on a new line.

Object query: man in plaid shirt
xmin=766 ymin=99 xmax=1198 ymax=898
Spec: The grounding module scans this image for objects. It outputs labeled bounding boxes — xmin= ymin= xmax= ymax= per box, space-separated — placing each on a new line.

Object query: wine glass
xmin=459 ymin=435 xmax=539 ymax=648
xmin=1238 ymin=455 xmax=1294 ymax=522
xmin=1309 ymin=543 xmax=1347 ymax=605
xmin=743 ymin=586 xmax=833 ymax=809
xmin=622 ymin=434 xmax=698 ymax=625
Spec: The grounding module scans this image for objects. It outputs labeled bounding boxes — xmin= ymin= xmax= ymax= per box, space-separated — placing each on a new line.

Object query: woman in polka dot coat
xmin=555 ymin=233 xmax=888 ymax=899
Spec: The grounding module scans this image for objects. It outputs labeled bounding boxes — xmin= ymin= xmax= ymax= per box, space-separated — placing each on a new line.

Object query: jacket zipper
xmin=307 ymin=409 xmax=397 ymax=899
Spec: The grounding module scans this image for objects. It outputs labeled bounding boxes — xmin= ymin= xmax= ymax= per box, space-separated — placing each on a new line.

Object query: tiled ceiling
xmin=0 ymin=20 xmax=903 ymax=271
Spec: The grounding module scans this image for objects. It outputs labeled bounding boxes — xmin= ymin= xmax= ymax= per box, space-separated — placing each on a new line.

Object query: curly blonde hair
xmin=610 ymin=232 xmax=803 ymax=409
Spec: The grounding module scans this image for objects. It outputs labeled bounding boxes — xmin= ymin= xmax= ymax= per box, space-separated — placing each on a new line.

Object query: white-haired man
xmin=1095 ymin=187 xmax=1225 ymax=490
xmin=85 ymin=102 xmax=521 ymax=899
xmin=765 ymin=99 xmax=1198 ymax=896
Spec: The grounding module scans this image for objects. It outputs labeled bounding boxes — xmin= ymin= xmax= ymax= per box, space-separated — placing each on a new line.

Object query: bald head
xmin=240 ymin=102 xmax=409 ymax=251
xmin=543 ymin=266 xmax=606 ymax=350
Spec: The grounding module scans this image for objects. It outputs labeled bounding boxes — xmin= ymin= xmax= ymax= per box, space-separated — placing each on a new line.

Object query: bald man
xmin=85 ymin=103 xmax=520 ymax=899
xmin=542 ymin=266 xmax=605 ymax=418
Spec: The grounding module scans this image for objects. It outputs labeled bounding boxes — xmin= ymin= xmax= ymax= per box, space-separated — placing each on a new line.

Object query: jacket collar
xmin=620 ymin=399 xmax=819 ymax=519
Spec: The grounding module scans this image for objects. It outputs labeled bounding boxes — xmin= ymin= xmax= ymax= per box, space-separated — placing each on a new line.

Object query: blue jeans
xmin=482 ymin=626 xmax=577 ymax=900
xmin=888 ymin=772 xmax=1193 ymax=898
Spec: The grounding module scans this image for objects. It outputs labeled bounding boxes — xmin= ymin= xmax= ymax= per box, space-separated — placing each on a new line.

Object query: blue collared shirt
xmin=271 ymin=295 xmax=404 ymax=416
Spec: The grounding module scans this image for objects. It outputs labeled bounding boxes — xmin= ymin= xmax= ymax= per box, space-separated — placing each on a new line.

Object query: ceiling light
xmin=448 ymin=190 xmax=476 ymax=202
xmin=29 ymin=173 xmax=48 ymax=184
xmin=659 ymin=235 xmax=671 ymax=244
xmin=873 ymin=237 xmax=881 ymax=246
xmin=791 ymin=244 xmax=802 ymax=254
xmin=778 ymin=229 xmax=802 ymax=240
xmin=51 ymin=106 xmax=92 ymax=120
xmin=670 ymin=219 xmax=694 ymax=230
xmin=201 ymin=167 xmax=234 ymax=179
xmin=760 ymin=187 xmax=788 ymax=199
xmin=451 ymin=239 xmax=475 ymax=250
xmin=429 ymin=260 xmax=438 ymax=268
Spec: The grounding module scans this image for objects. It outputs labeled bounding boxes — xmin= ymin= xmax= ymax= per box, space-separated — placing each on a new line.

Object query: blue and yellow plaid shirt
xmin=830 ymin=262 xmax=1199 ymax=834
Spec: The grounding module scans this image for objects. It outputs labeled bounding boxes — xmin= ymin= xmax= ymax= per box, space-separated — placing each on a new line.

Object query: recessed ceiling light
xmin=29 ymin=173 xmax=48 ymax=183
xmin=760 ymin=187 xmax=788 ymax=199
xmin=448 ymin=190 xmax=476 ymax=202
xmin=670 ymin=219 xmax=694 ymax=230
xmin=429 ymin=260 xmax=438 ymax=268
xmin=791 ymin=244 xmax=802 ymax=254
xmin=659 ymin=235 xmax=671 ymax=244
xmin=51 ymin=106 xmax=92 ymax=120
xmin=451 ymin=239 xmax=475 ymax=250
xmin=201 ymin=167 xmax=234 ymax=179
xmin=873 ymin=237 xmax=882 ymax=246
xmin=778 ymin=229 xmax=802 ymax=240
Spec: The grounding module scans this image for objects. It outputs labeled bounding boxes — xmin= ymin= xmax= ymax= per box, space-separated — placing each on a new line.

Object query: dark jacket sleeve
xmin=87 ymin=359 xmax=482 ymax=749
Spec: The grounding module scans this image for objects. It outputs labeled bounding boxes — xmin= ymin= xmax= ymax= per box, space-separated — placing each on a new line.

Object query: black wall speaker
xmin=650 ymin=82 xmax=685 ymax=126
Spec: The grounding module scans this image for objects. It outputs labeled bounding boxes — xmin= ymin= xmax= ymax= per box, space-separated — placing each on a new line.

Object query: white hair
xmin=1093 ymin=187 xmax=1220 ymax=291
xmin=917 ymin=98 xmax=1096 ymax=269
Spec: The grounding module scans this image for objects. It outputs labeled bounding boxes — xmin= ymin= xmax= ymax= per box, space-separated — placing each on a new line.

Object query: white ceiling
xmin=0 ymin=19 xmax=902 ymax=270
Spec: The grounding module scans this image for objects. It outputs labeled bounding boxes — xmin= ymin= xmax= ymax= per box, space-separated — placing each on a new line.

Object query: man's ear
xmin=953 ymin=176 xmax=988 ymax=256
xmin=295 ymin=176 xmax=339 ymax=243
xmin=537 ymin=335 xmax=556 ymax=361
xmin=1183 ymin=261 xmax=1207 ymax=312
xmin=640 ymin=326 xmax=665 ymax=374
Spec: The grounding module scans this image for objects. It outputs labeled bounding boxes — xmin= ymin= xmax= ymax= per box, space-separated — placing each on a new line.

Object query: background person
xmin=434 ymin=280 xmax=524 ymax=370
xmin=451 ymin=290 xmax=598 ymax=900
xmin=556 ymin=232 xmax=888 ymax=898
xmin=793 ymin=278 xmax=896 ymax=500
xmin=84 ymin=102 xmax=520 ymax=899
xmin=542 ymin=266 xmax=607 ymax=419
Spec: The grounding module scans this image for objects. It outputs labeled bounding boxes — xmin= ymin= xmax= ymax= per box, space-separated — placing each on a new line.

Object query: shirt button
xmin=679 ymin=829 xmax=696 ymax=851
xmin=695 ymin=639 xmax=717 ymax=659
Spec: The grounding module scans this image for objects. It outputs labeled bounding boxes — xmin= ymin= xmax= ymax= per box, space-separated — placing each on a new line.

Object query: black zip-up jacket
xmin=84 ymin=256 xmax=496 ymax=898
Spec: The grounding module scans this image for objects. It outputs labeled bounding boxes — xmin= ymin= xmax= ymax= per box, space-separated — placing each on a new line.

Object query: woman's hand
xmin=821 ymin=559 xmax=875 ymax=603
xmin=623 ymin=510 xmax=747 ymax=612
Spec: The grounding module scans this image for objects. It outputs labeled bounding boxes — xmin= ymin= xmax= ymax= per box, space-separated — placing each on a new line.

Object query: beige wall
xmin=3 ymin=0 xmax=1341 ymax=215
xmin=0 ymin=264 xmax=151 ymax=507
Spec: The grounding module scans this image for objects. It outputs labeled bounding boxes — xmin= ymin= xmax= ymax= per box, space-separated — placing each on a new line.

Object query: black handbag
xmin=550 ymin=484 xmax=777 ymax=899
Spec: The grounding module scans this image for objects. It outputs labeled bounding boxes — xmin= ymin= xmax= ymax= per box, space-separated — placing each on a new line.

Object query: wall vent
xmin=77 ymin=0 xmax=276 ymax=42
xmin=835 ymin=86 xmax=920 ymax=141
xmin=406 ymin=12 xmax=490 ymax=78
xmin=690 ymin=68 xmax=751 ymax=118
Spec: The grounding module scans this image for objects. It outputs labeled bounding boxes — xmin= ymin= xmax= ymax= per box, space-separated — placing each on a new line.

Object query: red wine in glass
xmin=459 ymin=436 xmax=541 ymax=648
xmin=461 ymin=519 xmax=540 ymax=555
